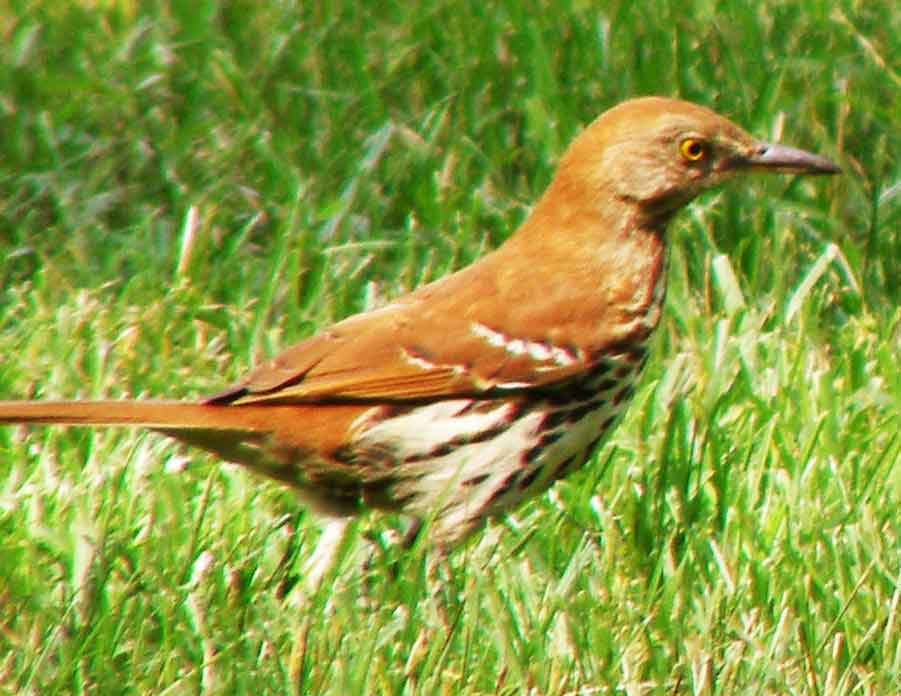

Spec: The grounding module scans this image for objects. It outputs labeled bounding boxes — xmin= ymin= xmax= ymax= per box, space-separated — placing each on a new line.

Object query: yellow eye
xmin=680 ymin=138 xmax=707 ymax=161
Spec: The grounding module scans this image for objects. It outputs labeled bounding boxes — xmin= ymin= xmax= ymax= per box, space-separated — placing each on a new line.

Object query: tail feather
xmin=0 ymin=400 xmax=266 ymax=432
xmin=0 ymin=399 xmax=314 ymax=488
xmin=0 ymin=399 xmax=367 ymax=476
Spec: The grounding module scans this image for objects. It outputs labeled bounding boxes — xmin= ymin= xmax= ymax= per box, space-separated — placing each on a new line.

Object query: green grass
xmin=1 ymin=0 xmax=898 ymax=693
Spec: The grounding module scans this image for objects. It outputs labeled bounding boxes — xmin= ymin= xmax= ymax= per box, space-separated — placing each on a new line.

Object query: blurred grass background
xmin=0 ymin=0 xmax=898 ymax=693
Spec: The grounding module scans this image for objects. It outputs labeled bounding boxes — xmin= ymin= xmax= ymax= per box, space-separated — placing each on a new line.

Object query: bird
xmin=0 ymin=97 xmax=838 ymax=583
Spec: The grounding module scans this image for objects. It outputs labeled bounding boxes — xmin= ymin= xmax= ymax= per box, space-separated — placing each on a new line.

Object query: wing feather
xmin=210 ymin=241 xmax=643 ymax=406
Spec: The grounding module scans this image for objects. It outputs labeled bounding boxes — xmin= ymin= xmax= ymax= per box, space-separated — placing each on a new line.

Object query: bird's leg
xmin=276 ymin=488 xmax=364 ymax=605
xmin=401 ymin=517 xmax=425 ymax=550
xmin=303 ymin=515 xmax=355 ymax=592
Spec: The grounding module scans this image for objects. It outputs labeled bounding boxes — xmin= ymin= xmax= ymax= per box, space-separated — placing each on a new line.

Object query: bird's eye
xmin=679 ymin=138 xmax=707 ymax=162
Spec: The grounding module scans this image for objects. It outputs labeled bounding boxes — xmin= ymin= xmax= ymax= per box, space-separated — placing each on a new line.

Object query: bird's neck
xmin=514 ymin=177 xmax=671 ymax=283
xmin=492 ymin=183 xmax=671 ymax=351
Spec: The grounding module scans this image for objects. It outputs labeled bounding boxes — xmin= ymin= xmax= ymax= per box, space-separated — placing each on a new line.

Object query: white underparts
xmin=349 ymin=355 xmax=641 ymax=542
xmin=356 ymin=399 xmax=545 ymax=528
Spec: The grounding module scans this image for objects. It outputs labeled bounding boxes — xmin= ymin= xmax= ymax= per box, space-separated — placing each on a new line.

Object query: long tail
xmin=0 ymin=399 xmax=365 ymax=486
xmin=0 ymin=399 xmax=304 ymax=480
xmin=0 ymin=400 xmax=267 ymax=431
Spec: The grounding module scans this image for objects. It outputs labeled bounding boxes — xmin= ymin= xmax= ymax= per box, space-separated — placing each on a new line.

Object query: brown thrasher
xmin=0 ymin=98 xmax=838 ymax=580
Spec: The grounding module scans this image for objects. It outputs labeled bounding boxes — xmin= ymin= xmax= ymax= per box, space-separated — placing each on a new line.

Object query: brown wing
xmin=210 ymin=208 xmax=665 ymax=407
xmin=210 ymin=262 xmax=583 ymax=405
xmin=212 ymin=290 xmax=590 ymax=405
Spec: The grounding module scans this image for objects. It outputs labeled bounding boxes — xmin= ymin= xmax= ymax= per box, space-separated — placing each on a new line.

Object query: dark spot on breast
xmin=630 ymin=345 xmax=648 ymax=364
xmin=553 ymin=455 xmax=579 ymax=479
xmin=586 ymin=433 xmax=606 ymax=454
xmin=522 ymin=430 xmax=564 ymax=465
xmin=403 ymin=418 xmax=514 ymax=463
xmin=614 ymin=345 xmax=648 ymax=367
xmin=567 ymin=399 xmax=608 ymax=423
xmin=542 ymin=398 xmax=608 ymax=433
xmin=464 ymin=473 xmax=490 ymax=487
xmin=486 ymin=472 xmax=519 ymax=505
xmin=523 ymin=444 xmax=544 ymax=465
xmin=600 ymin=414 xmax=618 ymax=432
xmin=613 ymin=365 xmax=633 ymax=380
xmin=536 ymin=363 xmax=612 ymax=404
xmin=519 ymin=467 xmax=541 ymax=490
xmin=456 ymin=399 xmax=506 ymax=416
xmin=613 ymin=384 xmax=635 ymax=406
xmin=424 ymin=441 xmax=457 ymax=459
xmin=542 ymin=408 xmax=572 ymax=430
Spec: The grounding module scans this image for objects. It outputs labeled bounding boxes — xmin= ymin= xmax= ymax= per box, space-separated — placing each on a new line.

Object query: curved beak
xmin=745 ymin=143 xmax=841 ymax=175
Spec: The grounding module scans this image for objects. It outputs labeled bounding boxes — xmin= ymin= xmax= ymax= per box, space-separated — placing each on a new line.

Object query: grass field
xmin=1 ymin=0 xmax=898 ymax=693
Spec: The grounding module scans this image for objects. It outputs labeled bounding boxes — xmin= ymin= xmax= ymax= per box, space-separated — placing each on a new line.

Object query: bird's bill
xmin=745 ymin=143 xmax=841 ymax=175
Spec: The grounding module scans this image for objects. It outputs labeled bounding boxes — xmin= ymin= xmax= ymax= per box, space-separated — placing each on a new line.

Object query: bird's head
xmin=554 ymin=96 xmax=840 ymax=225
